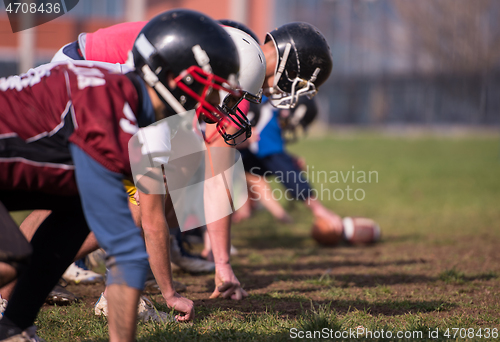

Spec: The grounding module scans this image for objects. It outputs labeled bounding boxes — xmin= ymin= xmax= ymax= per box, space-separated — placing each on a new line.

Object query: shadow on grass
xmin=438 ymin=268 xmax=497 ymax=284
xmin=237 ymin=258 xmax=427 ymax=272
xmin=240 ymin=230 xmax=424 ymax=251
xmin=243 ymin=234 xmax=309 ymax=250
xmin=83 ymin=331 xmax=291 ymax=342
xmin=193 ymin=294 xmax=454 ymax=318
xmin=228 ymin=271 xmax=436 ymax=292
xmin=379 ymin=234 xmax=425 ymax=243
xmin=135 ymin=329 xmax=291 ymax=342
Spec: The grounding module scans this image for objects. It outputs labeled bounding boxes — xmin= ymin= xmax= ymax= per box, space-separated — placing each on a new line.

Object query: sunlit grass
xmin=28 ymin=133 xmax=500 ymax=341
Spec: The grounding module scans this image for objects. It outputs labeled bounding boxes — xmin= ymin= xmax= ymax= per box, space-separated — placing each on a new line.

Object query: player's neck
xmin=146 ymin=86 xmax=168 ymax=121
xmin=261 ymin=41 xmax=277 ymax=89
xmin=261 ymin=41 xmax=277 ymax=78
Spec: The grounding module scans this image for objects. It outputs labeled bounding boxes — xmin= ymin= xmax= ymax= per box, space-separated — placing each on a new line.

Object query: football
xmin=311 ymin=217 xmax=343 ymax=246
xmin=342 ymin=217 xmax=381 ymax=244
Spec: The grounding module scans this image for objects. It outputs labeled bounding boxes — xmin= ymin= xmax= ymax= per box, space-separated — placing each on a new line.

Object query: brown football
xmin=311 ymin=217 xmax=342 ymax=246
xmin=342 ymin=217 xmax=381 ymax=244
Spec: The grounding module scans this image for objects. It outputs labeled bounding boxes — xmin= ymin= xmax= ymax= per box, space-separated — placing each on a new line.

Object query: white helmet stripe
xmin=273 ymin=42 xmax=291 ymax=89
xmin=141 ymin=64 xmax=187 ymax=114
xmin=192 ymin=45 xmax=212 ymax=74
xmin=136 ymin=34 xmax=156 ymax=60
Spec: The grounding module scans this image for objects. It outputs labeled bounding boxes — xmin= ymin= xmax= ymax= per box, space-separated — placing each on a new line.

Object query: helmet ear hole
xmin=287 ymin=69 xmax=297 ymax=80
xmin=166 ymin=71 xmax=177 ymax=89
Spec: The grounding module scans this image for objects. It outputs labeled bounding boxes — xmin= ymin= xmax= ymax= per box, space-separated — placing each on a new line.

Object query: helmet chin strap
xmin=141 ymin=64 xmax=188 ymax=114
xmin=273 ymin=42 xmax=292 ymax=90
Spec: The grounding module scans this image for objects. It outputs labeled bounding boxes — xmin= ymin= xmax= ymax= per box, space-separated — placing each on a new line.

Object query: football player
xmin=136 ymin=20 xmax=339 ymax=297
xmin=235 ymin=97 xmax=333 ymax=224
xmin=0 ymin=9 xmax=241 ymax=342
xmin=0 ymin=18 xmax=267 ymax=324
xmin=200 ymin=22 xmax=344 ymax=255
xmin=72 ymin=19 xmax=337 ymax=302
xmin=249 ymin=23 xmax=341 ymax=233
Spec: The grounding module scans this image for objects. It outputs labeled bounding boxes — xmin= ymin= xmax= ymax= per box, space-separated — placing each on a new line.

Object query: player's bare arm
xmin=138 ymin=190 xmax=194 ymax=321
xmin=203 ymin=123 xmax=248 ymax=301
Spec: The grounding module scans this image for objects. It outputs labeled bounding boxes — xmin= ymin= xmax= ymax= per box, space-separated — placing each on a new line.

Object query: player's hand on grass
xmin=210 ymin=263 xmax=248 ymax=300
xmin=314 ymin=208 xmax=343 ymax=235
xmin=165 ymin=292 xmax=194 ymax=322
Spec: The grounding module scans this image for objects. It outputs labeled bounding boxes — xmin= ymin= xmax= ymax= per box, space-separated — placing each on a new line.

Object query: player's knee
xmin=106 ymin=256 xmax=149 ymax=290
xmin=0 ymin=259 xmax=31 ymax=288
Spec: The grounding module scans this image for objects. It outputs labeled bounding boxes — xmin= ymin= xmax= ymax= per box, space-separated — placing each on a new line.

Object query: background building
xmin=1 ymin=0 xmax=499 ymax=125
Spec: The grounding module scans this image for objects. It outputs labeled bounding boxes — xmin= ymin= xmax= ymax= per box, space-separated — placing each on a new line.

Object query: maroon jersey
xmin=0 ymin=62 xmax=141 ymax=195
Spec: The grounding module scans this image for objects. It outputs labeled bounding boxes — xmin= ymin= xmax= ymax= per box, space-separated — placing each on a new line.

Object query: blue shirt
xmin=252 ymin=97 xmax=284 ymax=158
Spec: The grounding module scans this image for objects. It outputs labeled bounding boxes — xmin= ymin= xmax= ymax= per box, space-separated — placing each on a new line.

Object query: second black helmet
xmin=265 ymin=22 xmax=333 ymax=108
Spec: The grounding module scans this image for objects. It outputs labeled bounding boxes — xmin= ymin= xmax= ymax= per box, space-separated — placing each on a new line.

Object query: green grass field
xmin=19 ymin=133 xmax=500 ymax=341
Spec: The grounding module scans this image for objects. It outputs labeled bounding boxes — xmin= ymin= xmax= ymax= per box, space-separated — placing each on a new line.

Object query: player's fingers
xmin=176 ymin=314 xmax=188 ymax=322
xmin=176 ymin=310 xmax=193 ymax=322
xmin=209 ymin=288 xmax=221 ymax=299
xmin=230 ymin=289 xmax=242 ymax=300
xmin=175 ymin=309 xmax=192 ymax=322
xmin=179 ymin=305 xmax=193 ymax=316
xmin=230 ymin=287 xmax=249 ymax=300
xmin=217 ymin=281 xmax=235 ymax=294
xmin=221 ymin=284 xmax=237 ymax=299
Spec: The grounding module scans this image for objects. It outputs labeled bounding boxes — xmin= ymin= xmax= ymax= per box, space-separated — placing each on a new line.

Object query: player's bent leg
xmin=262 ymin=152 xmax=312 ymax=200
xmin=0 ymin=263 xmax=17 ymax=290
xmin=62 ymin=233 xmax=102 ymax=285
xmin=62 ymin=230 xmax=102 ymax=284
xmin=102 ymin=258 xmax=149 ymax=338
xmin=74 ymin=232 xmax=100 ymax=260
xmin=128 ymin=200 xmax=142 ymax=229
xmin=19 ymin=210 xmax=52 ymax=241
xmin=107 ymin=284 xmax=141 ymax=342
xmin=88 ymin=195 xmax=150 ymax=335
xmin=0 ymin=202 xmax=32 ymax=288
xmin=2 ymin=212 xmax=101 ymax=302
xmin=1 ymin=200 xmax=90 ymax=332
xmin=262 ymin=152 xmax=343 ymax=233
xmin=2 ymin=211 xmax=101 ymax=300
xmin=246 ymin=173 xmax=292 ymax=223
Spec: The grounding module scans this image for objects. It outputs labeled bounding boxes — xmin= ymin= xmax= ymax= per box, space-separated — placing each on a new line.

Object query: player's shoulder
xmin=58 ymin=60 xmax=141 ymax=122
xmin=57 ymin=60 xmax=137 ymax=97
xmin=0 ymin=60 xmax=130 ymax=89
xmin=61 ymin=60 xmax=131 ymax=79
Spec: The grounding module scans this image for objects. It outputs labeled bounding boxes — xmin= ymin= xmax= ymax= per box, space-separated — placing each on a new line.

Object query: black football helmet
xmin=131 ymin=9 xmax=244 ymax=143
xmin=265 ymin=22 xmax=333 ymax=109
xmin=280 ymin=96 xmax=318 ymax=143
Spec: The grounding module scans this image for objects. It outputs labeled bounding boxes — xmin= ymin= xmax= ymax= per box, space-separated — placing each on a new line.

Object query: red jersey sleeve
xmin=65 ymin=63 xmax=141 ymax=176
xmin=0 ymin=63 xmax=142 ymax=195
